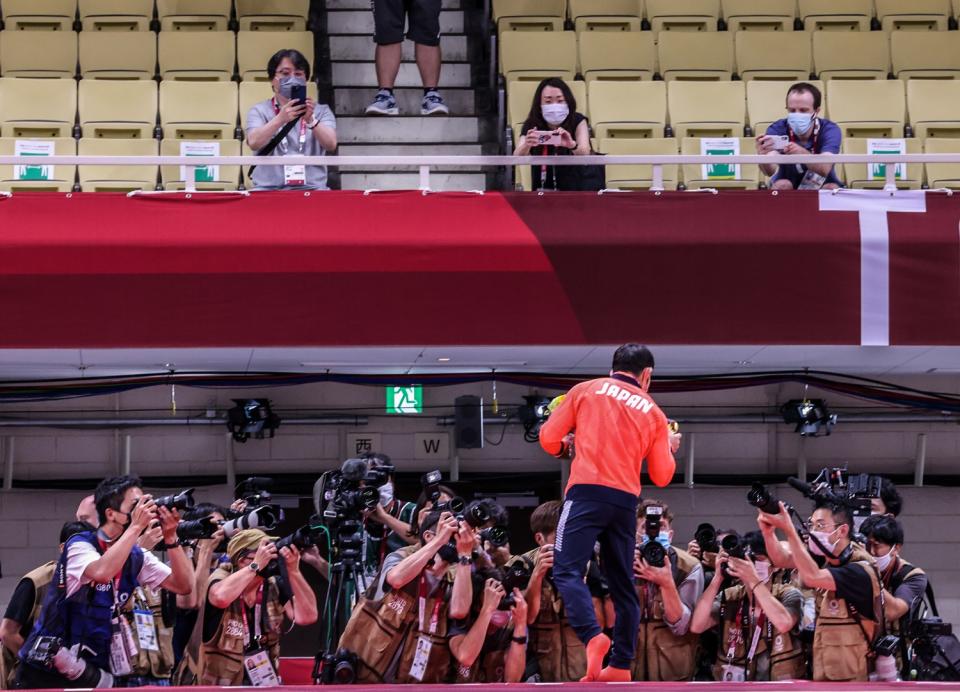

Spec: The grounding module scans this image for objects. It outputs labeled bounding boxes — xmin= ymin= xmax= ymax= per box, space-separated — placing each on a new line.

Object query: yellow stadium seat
xmin=79 ymin=79 xmax=157 ymax=138
xmin=508 ymin=79 xmax=587 ymax=141
xmin=161 ymin=138 xmax=241 ymax=191
xmin=240 ymin=80 xmax=318 ymax=130
xmin=646 ymin=0 xmax=720 ymax=32
xmin=0 ymin=137 xmax=76 ymax=192
xmin=159 ymin=31 xmax=235 ymax=81
xmin=569 ymin=0 xmax=642 ymax=32
xmin=891 ymin=31 xmax=960 ymax=80
xmin=875 ymin=0 xmax=950 ymax=31
xmin=579 ymin=31 xmax=655 ymax=82
xmin=0 ymin=29 xmax=77 ymax=77
xmin=493 ymin=0 xmax=566 ymax=32
xmin=599 ymin=137 xmax=679 ymax=190
xmin=721 ymin=0 xmax=795 ymax=31
xmin=907 ymin=80 xmax=960 ymax=138
xmin=0 ymin=78 xmax=76 ymax=137
xmin=657 ymin=31 xmax=734 ymax=81
xmin=500 ymin=31 xmax=578 ymax=82
xmin=681 ymin=136 xmax=759 ymax=188
xmin=826 ymin=79 xmax=905 ymax=137
xmin=78 ymin=1 xmax=153 ymax=31
xmin=799 ymin=0 xmax=873 ymax=31
xmin=590 ymin=80 xmax=666 ymax=138
xmin=923 ymin=138 xmax=960 ymax=188
xmin=235 ymin=0 xmax=309 ymax=31
xmin=747 ymin=79 xmax=826 ymax=135
xmin=157 ymin=0 xmax=232 ymax=31
xmin=237 ymin=31 xmax=314 ymax=81
xmin=668 ymin=81 xmax=746 ymax=138
xmin=76 ymin=138 xmax=158 ymax=191
xmin=840 ymin=137 xmax=923 ymax=189
xmin=79 ymin=31 xmax=156 ymax=79
xmin=159 ymin=80 xmax=238 ymax=140
xmin=955 ymin=0 xmax=960 ymax=19
xmin=814 ymin=31 xmax=890 ymax=80
xmin=0 ymin=1 xmax=76 ymax=31
xmin=736 ymin=31 xmax=813 ymax=82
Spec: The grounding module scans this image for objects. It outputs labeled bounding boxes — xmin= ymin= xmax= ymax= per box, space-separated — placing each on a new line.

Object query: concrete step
xmin=326 ymin=9 xmax=464 ymax=34
xmin=340 ymin=171 xmax=487 ymax=191
xmin=326 ymin=0 xmax=462 ymax=9
xmin=333 ymin=86 xmax=476 ymax=116
xmin=337 ymin=116 xmax=480 ymax=143
xmin=338 ymin=143 xmax=484 ymax=170
xmin=329 ymin=34 xmax=469 ymax=62
xmin=332 ymin=61 xmax=471 ymax=88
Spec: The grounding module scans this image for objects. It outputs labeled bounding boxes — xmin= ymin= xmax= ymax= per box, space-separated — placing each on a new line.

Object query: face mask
xmin=641 ymin=531 xmax=671 ymax=549
xmin=875 ymin=550 xmax=896 ymax=572
xmin=787 ymin=112 xmax=813 ymax=136
xmin=379 ymin=482 xmax=394 ymax=507
xmin=753 ymin=560 xmax=771 ymax=582
xmin=541 ymin=103 xmax=569 ymax=127
xmin=808 ymin=529 xmax=838 ymax=557
xmin=278 ymin=75 xmax=306 ymax=99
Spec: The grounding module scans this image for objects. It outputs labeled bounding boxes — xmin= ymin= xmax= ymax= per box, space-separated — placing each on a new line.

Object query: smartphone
xmin=290 ymin=83 xmax=307 ymax=105
xmin=532 ymin=130 xmax=562 ymax=147
xmin=765 ymin=134 xmax=790 ymax=151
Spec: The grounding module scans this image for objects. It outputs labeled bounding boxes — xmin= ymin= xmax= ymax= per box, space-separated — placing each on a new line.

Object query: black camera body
xmin=318 ymin=648 xmax=358 ymax=684
xmin=498 ymin=562 xmax=532 ymax=610
xmin=480 ymin=525 xmax=510 ymax=548
xmin=155 ymin=488 xmax=195 ymax=512
xmin=638 ymin=505 xmax=667 ymax=568
xmin=318 ymin=471 xmax=379 ymax=524
xmin=873 ymin=634 xmax=901 ymax=658
xmin=364 ymin=464 xmax=394 ymax=489
xmin=459 ymin=501 xmax=491 ymax=529
xmin=259 ymin=517 xmax=327 ymax=578
xmin=24 ymin=635 xmax=112 ymax=687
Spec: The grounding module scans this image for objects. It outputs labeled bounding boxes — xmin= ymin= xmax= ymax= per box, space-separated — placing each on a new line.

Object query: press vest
xmin=121 ymin=585 xmax=175 ymax=680
xmin=884 ymin=558 xmax=924 ymax=671
xmin=0 ymin=562 xmax=55 ymax=688
xmin=631 ymin=547 xmax=700 ymax=681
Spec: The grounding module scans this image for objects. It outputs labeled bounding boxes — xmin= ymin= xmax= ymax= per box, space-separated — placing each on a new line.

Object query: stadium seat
xmin=569 ymin=0 xmax=642 ymax=32
xmin=657 ymin=31 xmax=734 ymax=81
xmin=493 ymin=0 xmax=566 ymax=32
xmin=875 ymin=0 xmax=951 ymax=31
xmin=159 ymin=31 xmax=236 ymax=81
xmin=923 ymin=138 xmax=960 ymax=188
xmin=599 ymin=137 xmax=679 ymax=190
xmin=798 ymin=0 xmax=873 ymax=31
xmin=0 ymin=137 xmax=76 ymax=192
xmin=891 ymin=31 xmax=960 ymax=80
xmin=0 ymin=78 xmax=76 ymax=137
xmin=736 ymin=31 xmax=813 ymax=82
xmin=681 ymin=136 xmax=760 ymax=189
xmin=237 ymin=31 xmax=314 ymax=81
xmin=813 ymin=31 xmax=890 ymax=80
xmin=668 ymin=81 xmax=746 ymax=138
xmin=507 ymin=79 xmax=588 ymax=143
xmin=0 ymin=29 xmax=77 ymax=78
xmin=721 ymin=0 xmax=796 ymax=31
xmin=157 ymin=0 xmax=232 ymax=31
xmin=79 ymin=79 xmax=157 ymax=138
xmin=79 ymin=31 xmax=156 ymax=79
xmin=907 ymin=80 xmax=960 ymax=138
xmin=840 ymin=137 xmax=923 ymax=189
xmin=161 ymin=138 xmax=241 ymax=191
xmin=500 ymin=31 xmax=578 ymax=82
xmin=579 ymin=31 xmax=656 ymax=82
xmin=78 ymin=1 xmax=153 ymax=31
xmin=747 ymin=79 xmax=826 ymax=135
xmin=159 ymin=81 xmax=238 ymax=140
xmin=0 ymin=1 xmax=77 ymax=31
xmin=646 ymin=0 xmax=719 ymax=32
xmin=826 ymin=79 xmax=905 ymax=138
xmin=235 ymin=0 xmax=309 ymax=31
xmin=240 ymin=80 xmax=318 ymax=130
xmin=77 ymin=138 xmax=158 ymax=191
xmin=590 ymin=80 xmax=666 ymax=138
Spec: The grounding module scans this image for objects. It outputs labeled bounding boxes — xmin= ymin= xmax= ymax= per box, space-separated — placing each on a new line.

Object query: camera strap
xmin=417 ymin=576 xmax=442 ymax=634
xmin=248 ymin=100 xmax=303 ymax=178
xmin=847 ymin=563 xmax=887 ymax=653
xmin=243 ymin=585 xmax=267 ymax=651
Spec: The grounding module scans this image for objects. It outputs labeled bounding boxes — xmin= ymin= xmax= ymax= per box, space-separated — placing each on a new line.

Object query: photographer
xmin=873 ymin=478 xmax=903 ymax=518
xmin=690 ymin=531 xmax=805 ymax=681
xmin=450 ymin=578 xmax=528 ymax=683
xmin=16 ymin=475 xmax=194 ymax=689
xmin=631 ymin=499 xmax=704 ymax=681
xmin=194 ymin=529 xmax=317 ymax=686
xmin=360 ymin=453 xmax=418 ymax=568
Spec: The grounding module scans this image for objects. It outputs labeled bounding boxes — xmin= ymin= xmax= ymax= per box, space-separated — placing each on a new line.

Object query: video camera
xmin=315 ymin=461 xmax=381 ymax=528
xmin=154 ymin=488 xmax=196 ymax=512
xmin=788 ymin=467 xmax=884 ymax=532
xmin=364 ymin=463 xmax=394 ymax=489
xmin=637 ymin=505 xmax=666 ymax=568
xmin=498 ymin=561 xmax=532 ymax=610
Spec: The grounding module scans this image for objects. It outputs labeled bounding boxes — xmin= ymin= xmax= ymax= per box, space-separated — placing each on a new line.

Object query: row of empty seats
xmin=0 ymin=1 xmax=309 ymax=32
xmin=0 ymin=29 xmax=313 ymax=80
xmin=501 ymin=29 xmax=960 ymax=84
xmin=494 ymin=0 xmax=960 ymax=33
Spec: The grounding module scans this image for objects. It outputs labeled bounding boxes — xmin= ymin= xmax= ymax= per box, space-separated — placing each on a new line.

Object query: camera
xmin=748 ymin=482 xmax=783 ymax=515
xmin=364 ymin=464 xmax=394 ymax=489
xmin=176 ymin=515 xmax=219 ymax=541
xmin=258 ymin=518 xmax=327 ymax=578
xmin=436 ymin=496 xmax=465 ymax=515
xmin=290 ymin=83 xmax=307 ymax=105
xmin=421 ymin=469 xmax=443 ymax=503
xmin=480 ymin=525 xmax=509 ymax=549
xmin=317 ymin=470 xmax=380 ymax=525
xmin=788 ymin=467 xmax=883 ymax=533
xmin=222 ymin=505 xmax=282 ymax=539
xmin=694 ymin=523 xmax=719 ymax=554
xmin=906 ymin=618 xmax=953 ymax=640
xmin=317 ymin=648 xmax=357 ymax=684
xmin=873 ymin=634 xmax=901 ymax=658
xmin=235 ymin=477 xmax=277 ymax=509
xmin=721 ymin=533 xmax=748 ymax=560
xmin=458 ymin=500 xmax=491 ymax=529
xmin=638 ymin=505 xmax=666 ymax=568
xmin=154 ymin=488 xmax=195 ymax=512
xmin=24 ymin=636 xmax=114 ymax=688
xmin=498 ymin=561 xmax=532 ymax=609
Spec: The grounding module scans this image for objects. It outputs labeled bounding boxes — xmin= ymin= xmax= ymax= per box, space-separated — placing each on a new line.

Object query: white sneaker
xmin=421 ymin=90 xmax=450 ymax=116
xmin=365 ymin=90 xmax=399 ymax=116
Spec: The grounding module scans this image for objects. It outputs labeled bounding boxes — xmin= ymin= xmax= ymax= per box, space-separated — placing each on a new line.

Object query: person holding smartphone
xmin=756 ymin=82 xmax=842 ymax=191
xmin=245 ymin=49 xmax=337 ymax=191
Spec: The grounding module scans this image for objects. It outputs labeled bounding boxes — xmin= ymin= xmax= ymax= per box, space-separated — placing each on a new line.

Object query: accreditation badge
xmin=408 ymin=635 xmax=433 ymax=682
xmin=243 ymin=647 xmax=280 ymax=687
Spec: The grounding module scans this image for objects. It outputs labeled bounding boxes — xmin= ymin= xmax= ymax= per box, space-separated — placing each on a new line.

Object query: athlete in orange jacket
xmin=540 ymin=343 xmax=680 ymax=682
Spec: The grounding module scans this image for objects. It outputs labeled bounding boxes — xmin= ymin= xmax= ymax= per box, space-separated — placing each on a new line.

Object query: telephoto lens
xmin=694 ymin=523 xmax=719 ymax=553
xmin=747 ymin=482 xmax=782 ymax=514
xmin=221 ymin=505 xmax=282 ymax=538
xmin=480 ymin=525 xmax=509 ymax=548
xmin=436 ymin=496 xmax=465 ymax=515
xmin=460 ymin=501 xmax=491 ymax=529
xmin=154 ymin=488 xmax=196 ymax=512
xmin=176 ymin=516 xmax=219 ymax=541
xmin=639 ymin=540 xmax=667 ymax=568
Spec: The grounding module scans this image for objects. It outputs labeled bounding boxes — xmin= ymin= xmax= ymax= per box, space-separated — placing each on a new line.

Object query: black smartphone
xmin=290 ymin=83 xmax=307 ymax=105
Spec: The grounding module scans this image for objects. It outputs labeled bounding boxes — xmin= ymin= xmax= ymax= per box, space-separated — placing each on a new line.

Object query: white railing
xmin=1 ymin=153 xmax=958 ymax=193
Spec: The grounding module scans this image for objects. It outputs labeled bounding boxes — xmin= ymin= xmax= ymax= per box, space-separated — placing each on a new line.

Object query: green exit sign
xmin=386 ymin=385 xmax=423 ymax=414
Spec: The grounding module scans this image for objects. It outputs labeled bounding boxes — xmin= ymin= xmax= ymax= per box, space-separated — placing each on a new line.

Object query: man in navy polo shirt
xmin=758 ymin=82 xmax=843 ymax=190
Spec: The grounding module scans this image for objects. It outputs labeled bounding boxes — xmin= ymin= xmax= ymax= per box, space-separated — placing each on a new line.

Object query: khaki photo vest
xmin=121 ymin=586 xmax=176 ymax=680
xmin=0 ymin=562 xmax=55 ymax=689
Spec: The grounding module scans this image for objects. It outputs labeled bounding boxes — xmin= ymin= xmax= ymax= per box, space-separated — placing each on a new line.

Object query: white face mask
xmin=808 ymin=529 xmax=839 ymax=557
xmin=541 ymin=103 xmax=569 ymax=127
xmin=753 ymin=560 xmax=771 ymax=583
xmin=874 ymin=550 xmax=896 ymax=572
xmin=379 ymin=482 xmax=394 ymax=507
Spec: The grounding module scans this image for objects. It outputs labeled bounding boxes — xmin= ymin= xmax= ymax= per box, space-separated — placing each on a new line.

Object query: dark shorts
xmin=373 ymin=0 xmax=442 ymax=46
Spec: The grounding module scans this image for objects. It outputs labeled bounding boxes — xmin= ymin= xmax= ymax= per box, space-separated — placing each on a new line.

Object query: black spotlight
xmin=780 ymin=399 xmax=836 ymax=437
xmin=227 ymin=399 xmax=281 ymax=443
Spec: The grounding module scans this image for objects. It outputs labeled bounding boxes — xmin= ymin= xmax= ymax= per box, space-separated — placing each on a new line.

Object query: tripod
xmin=313 ymin=530 xmax=367 ymax=684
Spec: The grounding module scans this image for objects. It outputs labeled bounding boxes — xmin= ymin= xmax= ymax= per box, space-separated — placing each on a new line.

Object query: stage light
xmin=518 ymin=395 xmax=552 ymax=443
xmin=227 ymin=399 xmax=281 ymax=443
xmin=780 ymin=399 xmax=837 ymax=437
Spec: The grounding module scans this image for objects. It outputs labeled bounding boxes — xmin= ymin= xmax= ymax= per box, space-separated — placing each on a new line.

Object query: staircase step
xmin=337 ymin=116 xmax=479 ymax=143
xmin=326 ymin=9 xmax=464 ymax=34
xmin=326 ymin=0 xmax=461 ymax=9
xmin=339 ymin=143 xmax=484 ymax=170
xmin=329 ymin=34 xmax=469 ymax=62
xmin=333 ymin=87 xmax=476 ymax=116
xmin=332 ymin=61 xmax=471 ymax=88
xmin=340 ymin=171 xmax=487 ymax=191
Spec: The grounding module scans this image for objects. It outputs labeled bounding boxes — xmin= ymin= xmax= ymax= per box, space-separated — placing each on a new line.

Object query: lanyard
xmin=273 ymin=98 xmax=308 ymax=154
xmin=790 ymin=118 xmax=820 ymax=173
xmin=537 ymin=145 xmax=560 ymax=192
xmin=417 ymin=576 xmax=443 ymax=635
xmin=243 ymin=585 xmax=266 ymax=650
xmin=726 ymin=600 xmax=766 ymax=666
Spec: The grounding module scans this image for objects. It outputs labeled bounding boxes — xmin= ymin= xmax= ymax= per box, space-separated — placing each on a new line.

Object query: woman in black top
xmin=513 ymin=77 xmax=591 ymax=191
